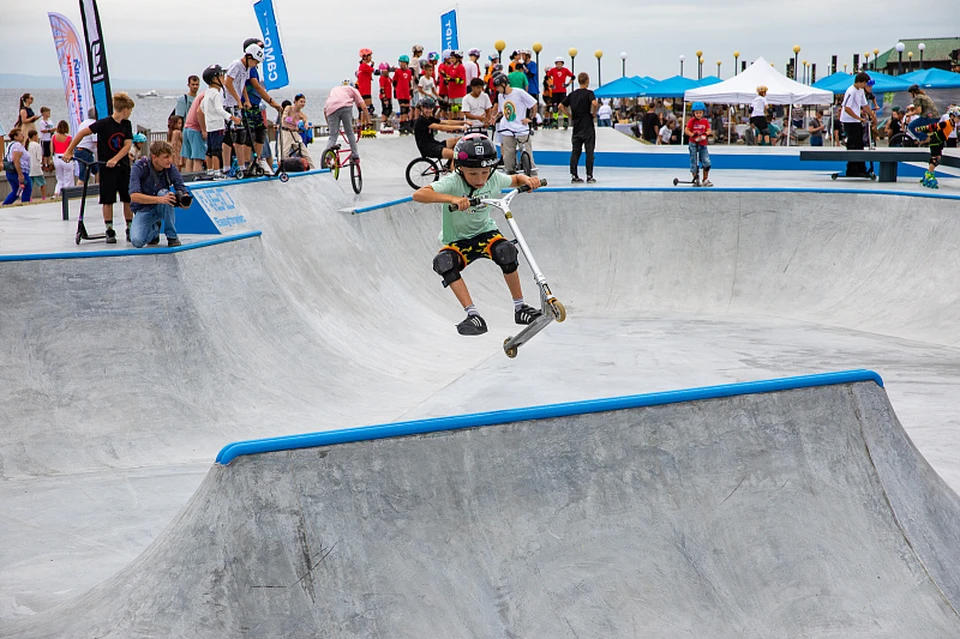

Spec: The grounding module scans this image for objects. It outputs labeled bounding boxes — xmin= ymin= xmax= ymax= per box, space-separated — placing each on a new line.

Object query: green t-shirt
xmin=508 ymin=70 xmax=529 ymax=90
xmin=430 ymin=170 xmax=513 ymax=244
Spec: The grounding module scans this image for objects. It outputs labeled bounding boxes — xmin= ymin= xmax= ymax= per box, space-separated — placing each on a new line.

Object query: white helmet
xmin=244 ymin=43 xmax=264 ymax=62
xmin=554 ymin=56 xmax=564 ymax=63
xmin=468 ymin=48 xmax=481 ymax=57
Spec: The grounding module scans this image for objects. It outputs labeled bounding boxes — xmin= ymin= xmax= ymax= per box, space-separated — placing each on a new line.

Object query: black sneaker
xmin=125 ymin=227 xmax=131 ymax=242
xmin=167 ymin=237 xmax=182 ymax=248
xmin=515 ymin=304 xmax=542 ymax=325
xmin=105 ymin=228 xmax=117 ymax=244
xmin=571 ymin=175 xmax=583 ymax=183
xmin=148 ymin=236 xmax=160 ymax=246
xmin=586 ymin=176 xmax=596 ymax=184
xmin=457 ymin=314 xmax=488 ymax=336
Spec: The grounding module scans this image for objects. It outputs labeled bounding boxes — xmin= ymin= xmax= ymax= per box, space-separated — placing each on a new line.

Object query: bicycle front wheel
xmin=520 ymin=151 xmax=533 ymax=177
xmin=405 ymin=157 xmax=441 ymax=190
xmin=350 ymin=159 xmax=363 ymax=194
xmin=322 ymin=149 xmax=340 ymax=180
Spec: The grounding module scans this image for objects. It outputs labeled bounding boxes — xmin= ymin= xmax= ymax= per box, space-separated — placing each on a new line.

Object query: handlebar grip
xmin=447 ymin=197 xmax=482 ymax=212
xmin=516 ymin=178 xmax=548 ymax=193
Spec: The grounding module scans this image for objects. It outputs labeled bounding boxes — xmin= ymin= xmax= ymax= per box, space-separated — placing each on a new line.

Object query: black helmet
xmin=242 ymin=37 xmax=263 ymax=50
xmin=454 ymin=133 xmax=499 ymax=168
xmin=492 ymin=72 xmax=509 ymax=88
xmin=420 ymin=96 xmax=437 ymax=110
xmin=202 ymin=64 xmax=224 ymax=85
xmin=908 ymin=84 xmax=920 ymax=94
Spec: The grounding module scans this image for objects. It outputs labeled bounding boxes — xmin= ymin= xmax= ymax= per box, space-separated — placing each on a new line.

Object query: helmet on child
xmin=242 ymin=37 xmax=263 ymax=51
xmin=398 ymin=55 xmax=410 ymax=63
xmin=948 ymin=106 xmax=960 ymax=117
xmin=692 ymin=101 xmax=706 ymax=113
xmin=132 ymin=133 xmax=147 ymax=143
xmin=554 ymin=56 xmax=565 ymax=63
xmin=244 ymin=43 xmax=265 ymax=62
xmin=427 ymin=51 xmax=440 ymax=61
xmin=419 ymin=58 xmax=431 ymax=69
xmin=420 ymin=96 xmax=437 ymax=110
xmin=201 ymin=64 xmax=225 ymax=85
xmin=359 ymin=48 xmax=373 ymax=58
xmin=378 ymin=62 xmax=390 ymax=72
xmin=412 ymin=44 xmax=424 ymax=53
xmin=452 ymin=50 xmax=463 ymax=59
xmin=442 ymin=49 xmax=454 ymax=60
xmin=866 ymin=78 xmax=876 ymax=87
xmin=488 ymin=54 xmax=498 ymax=61
xmin=492 ymin=72 xmax=509 ymax=87
xmin=454 ymin=133 xmax=499 ymax=169
xmin=468 ymin=48 xmax=481 ymax=57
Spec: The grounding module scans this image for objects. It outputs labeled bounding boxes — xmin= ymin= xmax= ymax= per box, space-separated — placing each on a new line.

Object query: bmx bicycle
xmin=448 ymin=179 xmax=564 ymax=358
xmin=499 ymin=130 xmax=536 ymax=178
xmin=404 ymin=125 xmax=490 ymax=190
xmin=320 ymin=124 xmax=363 ymax=194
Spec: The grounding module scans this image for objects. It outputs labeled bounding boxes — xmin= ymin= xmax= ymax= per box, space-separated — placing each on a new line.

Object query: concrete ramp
xmin=8 ymin=373 xmax=960 ymax=638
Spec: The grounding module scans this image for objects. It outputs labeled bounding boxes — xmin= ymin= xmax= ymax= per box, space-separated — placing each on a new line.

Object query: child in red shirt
xmin=446 ymin=51 xmax=468 ymax=116
xmin=378 ymin=62 xmax=394 ymax=129
xmin=684 ymin=102 xmax=712 ymax=187
xmin=356 ymin=48 xmax=375 ymax=116
xmin=393 ymin=55 xmax=415 ymax=135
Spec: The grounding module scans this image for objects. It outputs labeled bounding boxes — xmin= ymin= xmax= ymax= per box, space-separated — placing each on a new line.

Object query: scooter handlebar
xmin=445 ymin=179 xmax=547 ymax=211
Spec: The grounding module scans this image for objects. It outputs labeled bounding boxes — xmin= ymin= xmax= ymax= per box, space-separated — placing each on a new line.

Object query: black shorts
xmin=419 ymin=141 xmax=447 ymax=159
xmin=551 ymin=93 xmax=566 ymax=107
xmin=930 ymin=144 xmax=943 ymax=165
xmin=751 ymin=116 xmax=769 ymax=134
xmin=98 ymin=164 xmax=131 ymax=205
xmin=398 ymin=100 xmax=410 ymax=116
xmin=361 ymin=94 xmax=372 ymax=101
xmin=381 ymin=100 xmax=393 ymax=117
xmin=440 ymin=230 xmax=507 ymax=268
xmin=42 ymin=140 xmax=52 ymax=158
xmin=242 ymin=108 xmax=266 ymax=145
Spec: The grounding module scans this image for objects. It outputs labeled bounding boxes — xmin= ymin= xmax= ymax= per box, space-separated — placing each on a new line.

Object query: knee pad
xmin=931 ymin=154 xmax=941 ymax=167
xmin=399 ymin=105 xmax=409 ymax=116
xmin=490 ymin=239 xmax=519 ymax=274
xmin=366 ymin=104 xmax=375 ymax=115
xmin=433 ymin=250 xmax=463 ymax=287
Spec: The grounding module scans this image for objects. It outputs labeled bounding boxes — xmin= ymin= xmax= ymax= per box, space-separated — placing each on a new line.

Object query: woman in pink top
xmin=51 ymin=120 xmax=75 ymax=197
xmin=322 ymin=83 xmax=371 ymax=161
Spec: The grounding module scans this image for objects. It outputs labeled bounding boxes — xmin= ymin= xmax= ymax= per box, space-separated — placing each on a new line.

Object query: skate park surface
xmin=3 ymin=128 xmax=960 ymax=635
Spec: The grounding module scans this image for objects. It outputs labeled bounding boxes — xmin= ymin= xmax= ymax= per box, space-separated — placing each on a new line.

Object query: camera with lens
xmin=157 ymin=188 xmax=193 ymax=208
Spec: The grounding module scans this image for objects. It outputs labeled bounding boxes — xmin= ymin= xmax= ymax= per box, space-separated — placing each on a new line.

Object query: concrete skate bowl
xmin=7 ymin=373 xmax=960 ymax=638
xmin=4 ymin=174 xmax=960 ymax=629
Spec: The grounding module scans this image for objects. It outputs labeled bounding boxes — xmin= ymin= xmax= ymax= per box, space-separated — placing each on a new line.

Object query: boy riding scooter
xmin=412 ymin=133 xmax=543 ymax=335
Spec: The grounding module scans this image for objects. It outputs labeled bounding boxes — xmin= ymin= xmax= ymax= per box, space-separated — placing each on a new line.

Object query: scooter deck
xmin=503 ymin=313 xmax=554 ymax=358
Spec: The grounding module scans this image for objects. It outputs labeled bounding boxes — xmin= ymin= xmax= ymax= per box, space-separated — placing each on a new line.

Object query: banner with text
xmin=78 ymin=0 xmax=113 ymax=117
xmin=440 ymin=8 xmax=459 ymax=51
xmin=48 ymin=12 xmax=94 ymax=135
xmin=252 ymin=0 xmax=290 ymax=90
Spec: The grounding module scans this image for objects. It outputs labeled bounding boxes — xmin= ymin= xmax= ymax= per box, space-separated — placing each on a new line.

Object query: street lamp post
xmin=716 ymin=60 xmax=721 ymax=78
xmin=679 ymin=54 xmax=685 ymax=76
xmin=896 ymin=42 xmax=905 ymax=75
xmin=802 ymin=59 xmax=807 ymax=83
xmin=532 ymin=42 xmax=542 ymax=107
xmin=696 ymin=50 xmax=703 ymax=80
xmin=863 ymin=53 xmax=869 ymax=73
xmin=569 ymin=48 xmax=578 ymax=76
xmin=792 ymin=45 xmax=800 ymax=80
xmin=873 ymin=48 xmax=879 ymax=71
xmin=495 ymin=40 xmax=506 ymax=63
xmin=734 ymin=51 xmax=740 ymax=75
xmin=595 ymin=50 xmax=603 ymax=87
xmin=919 ymin=42 xmax=926 ymax=69
xmin=620 ymin=51 xmax=627 ymax=77
xmin=908 ymin=51 xmax=914 ymax=72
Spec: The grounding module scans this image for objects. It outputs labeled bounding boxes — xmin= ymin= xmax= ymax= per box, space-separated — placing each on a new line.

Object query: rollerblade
xmin=921 ymin=171 xmax=939 ymax=189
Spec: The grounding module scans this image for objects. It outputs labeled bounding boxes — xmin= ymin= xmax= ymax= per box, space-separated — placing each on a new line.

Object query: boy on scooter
xmin=412 ymin=133 xmax=543 ymax=335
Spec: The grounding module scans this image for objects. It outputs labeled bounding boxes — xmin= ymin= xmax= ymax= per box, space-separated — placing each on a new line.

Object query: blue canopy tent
xmin=813 ymin=71 xmax=912 ymax=94
xmin=637 ymin=75 xmax=700 ymax=98
xmin=899 ymin=68 xmax=960 ymax=89
xmin=630 ymin=76 xmax=653 ymax=88
xmin=697 ymin=75 xmax=723 ymax=87
xmin=595 ymin=76 xmax=649 ymax=99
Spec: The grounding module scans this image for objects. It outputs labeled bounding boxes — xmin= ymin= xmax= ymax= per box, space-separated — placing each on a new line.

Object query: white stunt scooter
xmin=449 ymin=180 xmax=566 ymax=358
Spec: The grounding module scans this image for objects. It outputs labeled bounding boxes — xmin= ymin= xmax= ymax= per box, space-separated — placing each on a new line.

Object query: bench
xmin=60 ymin=171 xmax=208 ymax=220
xmin=799 ymin=149 xmax=960 ymax=183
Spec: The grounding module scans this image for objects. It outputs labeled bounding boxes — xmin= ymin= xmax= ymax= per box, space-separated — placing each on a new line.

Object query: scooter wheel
xmin=503 ymin=337 xmax=518 ymax=359
xmin=75 ymin=232 xmax=82 ymax=245
xmin=549 ymin=299 xmax=566 ymax=323
xmin=831 ymin=173 xmax=838 ymax=180
xmin=672 ymin=178 xmax=679 ymax=186
xmin=279 ymin=173 xmax=289 ymax=183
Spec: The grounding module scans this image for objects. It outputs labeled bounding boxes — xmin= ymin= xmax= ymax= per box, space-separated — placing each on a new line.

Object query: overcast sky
xmin=0 ymin=0 xmax=945 ymax=89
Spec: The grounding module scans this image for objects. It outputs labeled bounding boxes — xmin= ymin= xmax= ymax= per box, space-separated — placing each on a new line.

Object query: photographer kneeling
xmin=129 ymin=140 xmax=191 ymax=248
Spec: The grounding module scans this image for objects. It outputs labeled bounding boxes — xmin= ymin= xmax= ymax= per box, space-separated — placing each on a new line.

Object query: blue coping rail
xmin=0 ymin=231 xmax=262 ymax=262
xmin=215 ymin=369 xmax=883 ymax=465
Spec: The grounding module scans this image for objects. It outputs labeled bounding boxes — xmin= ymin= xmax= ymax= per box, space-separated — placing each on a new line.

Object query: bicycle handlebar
xmin=446 ymin=179 xmax=547 ymax=211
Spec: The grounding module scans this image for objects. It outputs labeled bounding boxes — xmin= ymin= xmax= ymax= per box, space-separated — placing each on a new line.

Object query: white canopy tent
xmin=683 ymin=56 xmax=834 ymax=145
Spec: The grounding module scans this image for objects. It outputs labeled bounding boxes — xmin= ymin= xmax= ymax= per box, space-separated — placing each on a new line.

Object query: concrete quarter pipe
xmin=6 ymin=372 xmax=960 ymax=638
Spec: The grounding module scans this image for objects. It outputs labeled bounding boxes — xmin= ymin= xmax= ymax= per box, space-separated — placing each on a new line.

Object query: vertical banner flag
xmin=78 ymin=0 xmax=113 ymax=117
xmin=440 ymin=7 xmax=459 ymax=51
xmin=48 ymin=12 xmax=94 ymax=136
xmin=252 ymin=0 xmax=290 ymax=90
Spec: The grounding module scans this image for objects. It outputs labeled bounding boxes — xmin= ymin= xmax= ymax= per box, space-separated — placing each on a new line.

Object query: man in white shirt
xmin=462 ymin=79 xmax=494 ymax=125
xmin=840 ymin=72 xmax=870 ymax=177
xmin=75 ymin=108 xmax=99 ymax=182
xmin=492 ymin=72 xmax=538 ymax=175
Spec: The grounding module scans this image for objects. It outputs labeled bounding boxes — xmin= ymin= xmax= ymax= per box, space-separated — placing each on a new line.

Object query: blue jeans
xmin=688 ymin=143 xmax=710 ymax=173
xmin=3 ymin=171 xmax=32 ymax=204
xmin=908 ymin=117 xmax=937 ymax=143
xmin=598 ymin=118 xmax=612 ymax=127
xmin=130 ymin=202 xmax=178 ymax=248
xmin=74 ymin=148 xmax=98 ymax=181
